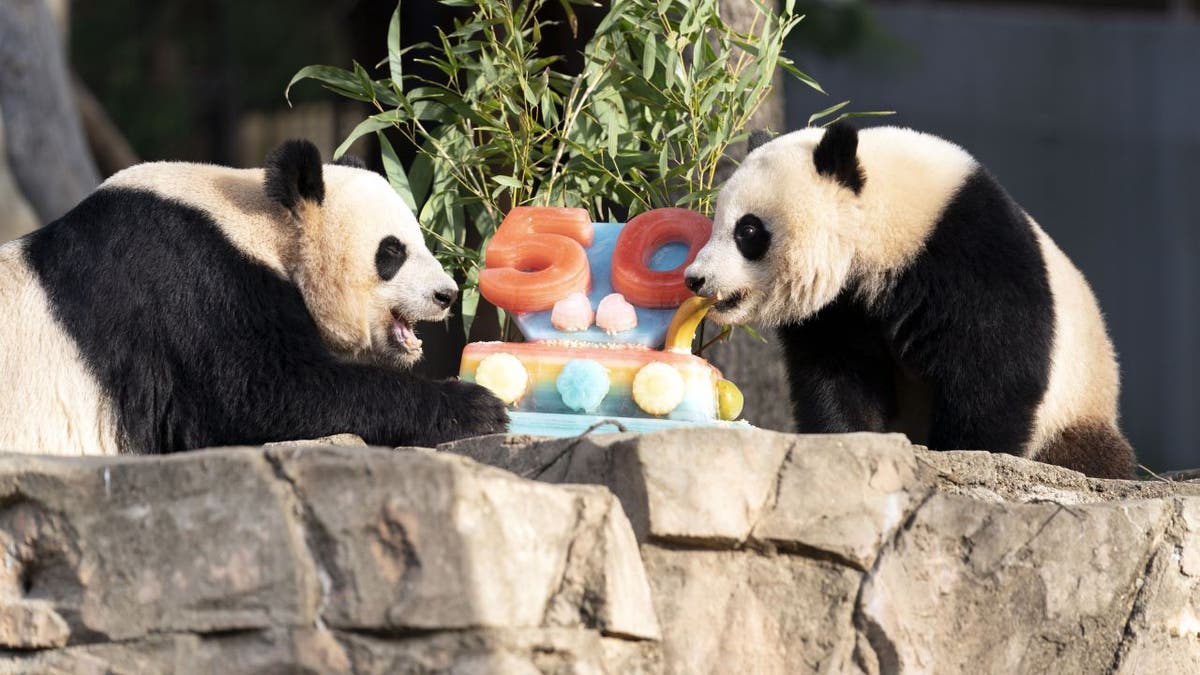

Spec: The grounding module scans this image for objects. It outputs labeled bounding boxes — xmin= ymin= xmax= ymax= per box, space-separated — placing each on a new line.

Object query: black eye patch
xmin=734 ymin=214 xmax=771 ymax=261
xmin=375 ymin=236 xmax=407 ymax=280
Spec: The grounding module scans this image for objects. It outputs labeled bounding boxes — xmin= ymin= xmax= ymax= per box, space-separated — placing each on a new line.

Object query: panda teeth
xmin=391 ymin=316 xmax=423 ymax=350
xmin=713 ymin=291 xmax=746 ymax=313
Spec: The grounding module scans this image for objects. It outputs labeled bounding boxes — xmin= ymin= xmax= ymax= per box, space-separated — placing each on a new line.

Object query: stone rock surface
xmin=0 ymin=449 xmax=318 ymax=644
xmin=0 ymin=444 xmax=658 ymax=673
xmin=2 ymin=428 xmax=1198 ymax=673
xmin=266 ymin=445 xmax=658 ymax=640
xmin=444 ymin=428 xmax=1200 ymax=674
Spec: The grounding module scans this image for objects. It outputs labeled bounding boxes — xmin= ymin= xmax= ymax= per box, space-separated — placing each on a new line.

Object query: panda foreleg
xmin=777 ymin=295 xmax=895 ymax=433
xmin=223 ymin=362 xmax=509 ymax=450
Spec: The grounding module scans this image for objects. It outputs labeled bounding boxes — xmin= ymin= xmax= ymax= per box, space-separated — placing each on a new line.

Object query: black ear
xmin=812 ymin=122 xmax=865 ymax=194
xmin=264 ymin=140 xmax=325 ymax=212
xmin=334 ymin=153 xmax=367 ymax=170
xmin=748 ymin=129 xmax=774 ymax=154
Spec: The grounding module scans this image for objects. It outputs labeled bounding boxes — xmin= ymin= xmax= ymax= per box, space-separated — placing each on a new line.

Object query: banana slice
xmin=664 ymin=296 xmax=715 ymax=352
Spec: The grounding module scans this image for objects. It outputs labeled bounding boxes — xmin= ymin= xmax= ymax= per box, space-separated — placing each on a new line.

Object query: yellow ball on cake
xmin=632 ymin=362 xmax=685 ymax=416
xmin=475 ymin=352 xmax=529 ymax=405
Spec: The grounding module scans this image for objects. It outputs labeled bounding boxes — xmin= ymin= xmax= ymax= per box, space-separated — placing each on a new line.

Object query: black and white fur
xmin=0 ymin=140 xmax=507 ymax=455
xmin=686 ymin=123 xmax=1134 ymax=479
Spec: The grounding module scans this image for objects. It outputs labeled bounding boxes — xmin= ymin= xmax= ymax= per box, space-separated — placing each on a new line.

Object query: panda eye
xmin=734 ymin=214 xmax=770 ymax=261
xmin=375 ymin=236 xmax=407 ymax=281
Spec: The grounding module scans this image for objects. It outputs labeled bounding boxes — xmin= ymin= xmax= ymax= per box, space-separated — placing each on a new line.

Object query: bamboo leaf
xmin=377 ymin=132 xmax=416 ymax=212
xmin=739 ymin=324 xmax=768 ymax=343
xmin=826 ymin=109 xmax=897 ymax=126
xmin=285 ymin=65 xmax=369 ymax=105
xmin=558 ymin=0 xmax=580 ymax=36
xmin=387 ymin=3 xmax=403 ymax=88
xmin=333 ymin=110 xmax=400 ymax=159
xmin=408 ymin=152 xmax=434 ymax=209
xmin=780 ymin=60 xmax=825 ymax=95
xmin=808 ymin=100 xmax=850 ymax=126
xmin=642 ymin=34 xmax=657 ymax=80
xmin=460 ymin=286 xmax=480 ymax=338
xmin=492 ymin=175 xmax=523 ymax=189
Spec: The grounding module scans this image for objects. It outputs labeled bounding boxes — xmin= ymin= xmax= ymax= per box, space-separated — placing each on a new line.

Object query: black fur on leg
xmin=778 ymin=292 xmax=896 ymax=433
xmin=264 ymin=139 xmax=325 ymax=212
xmin=1036 ymin=421 xmax=1136 ymax=479
xmin=25 ymin=187 xmax=507 ymax=453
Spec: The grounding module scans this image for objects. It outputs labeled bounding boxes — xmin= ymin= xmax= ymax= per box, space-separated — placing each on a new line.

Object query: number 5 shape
xmin=479 ymin=207 xmax=594 ymax=313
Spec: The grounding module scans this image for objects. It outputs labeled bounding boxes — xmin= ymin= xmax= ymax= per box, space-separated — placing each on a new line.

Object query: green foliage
xmin=289 ymin=0 xmax=875 ymax=334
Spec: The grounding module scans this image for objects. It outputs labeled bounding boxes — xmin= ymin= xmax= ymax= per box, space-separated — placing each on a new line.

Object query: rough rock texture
xmin=2 ymin=428 xmax=1198 ymax=673
xmin=0 ymin=443 xmax=658 ymax=673
xmin=444 ymin=428 xmax=1200 ymax=674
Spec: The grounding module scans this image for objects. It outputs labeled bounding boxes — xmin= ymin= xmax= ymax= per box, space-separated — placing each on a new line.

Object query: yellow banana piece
xmin=716 ymin=379 xmax=744 ymax=421
xmin=664 ymin=296 xmax=715 ymax=352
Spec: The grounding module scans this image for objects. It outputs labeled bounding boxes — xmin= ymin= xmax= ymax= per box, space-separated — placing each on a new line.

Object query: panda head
xmin=685 ymin=122 xmax=866 ymax=327
xmin=264 ymin=140 xmax=457 ymax=368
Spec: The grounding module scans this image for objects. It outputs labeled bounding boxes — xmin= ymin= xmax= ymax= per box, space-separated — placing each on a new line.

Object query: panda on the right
xmin=685 ymin=123 xmax=1135 ymax=479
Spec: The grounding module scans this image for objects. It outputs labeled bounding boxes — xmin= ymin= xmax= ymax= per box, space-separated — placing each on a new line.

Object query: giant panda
xmin=685 ymin=123 xmax=1135 ymax=479
xmin=0 ymin=140 xmax=508 ymax=455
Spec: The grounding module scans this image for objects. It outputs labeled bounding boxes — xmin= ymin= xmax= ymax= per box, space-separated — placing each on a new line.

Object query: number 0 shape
xmin=612 ymin=208 xmax=712 ymax=308
xmin=479 ymin=206 xmax=594 ymax=313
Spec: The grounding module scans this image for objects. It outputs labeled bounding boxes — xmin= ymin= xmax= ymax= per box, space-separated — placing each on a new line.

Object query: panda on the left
xmin=0 ymin=140 xmax=508 ymax=455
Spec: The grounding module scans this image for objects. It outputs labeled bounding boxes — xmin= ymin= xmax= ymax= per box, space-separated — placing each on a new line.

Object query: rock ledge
xmin=1 ymin=428 xmax=1196 ymax=674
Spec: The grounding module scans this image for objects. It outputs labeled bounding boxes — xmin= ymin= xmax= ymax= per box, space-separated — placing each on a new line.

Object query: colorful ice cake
xmin=458 ymin=206 xmax=745 ymax=437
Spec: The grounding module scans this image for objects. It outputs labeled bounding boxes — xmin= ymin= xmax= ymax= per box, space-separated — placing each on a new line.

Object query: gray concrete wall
xmin=785 ymin=3 xmax=1200 ymax=471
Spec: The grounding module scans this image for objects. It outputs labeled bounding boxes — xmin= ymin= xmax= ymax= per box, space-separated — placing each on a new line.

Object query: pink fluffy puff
xmin=595 ymin=293 xmax=638 ymax=334
xmin=550 ymin=292 xmax=594 ymax=331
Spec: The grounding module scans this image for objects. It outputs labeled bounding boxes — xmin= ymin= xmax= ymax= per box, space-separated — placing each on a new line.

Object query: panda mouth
xmin=713 ymin=290 xmax=747 ymax=313
xmin=389 ymin=310 xmax=423 ymax=352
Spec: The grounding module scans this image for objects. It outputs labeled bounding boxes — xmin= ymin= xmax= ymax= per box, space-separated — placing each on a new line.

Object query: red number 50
xmin=480 ymin=206 xmax=711 ymax=313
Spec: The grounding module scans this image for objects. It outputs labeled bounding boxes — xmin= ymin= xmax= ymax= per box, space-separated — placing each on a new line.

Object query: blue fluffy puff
xmin=556 ymin=359 xmax=611 ymax=413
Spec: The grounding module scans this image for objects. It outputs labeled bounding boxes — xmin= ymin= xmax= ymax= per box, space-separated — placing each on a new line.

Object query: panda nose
xmin=685 ymin=275 xmax=706 ymax=294
xmin=432 ymin=287 xmax=458 ymax=309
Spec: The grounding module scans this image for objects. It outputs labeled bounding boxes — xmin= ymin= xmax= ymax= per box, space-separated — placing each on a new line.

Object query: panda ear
xmin=333 ymin=153 xmax=367 ymax=170
xmin=264 ymin=139 xmax=325 ymax=213
xmin=813 ymin=122 xmax=865 ymax=195
xmin=747 ymin=129 xmax=774 ymax=154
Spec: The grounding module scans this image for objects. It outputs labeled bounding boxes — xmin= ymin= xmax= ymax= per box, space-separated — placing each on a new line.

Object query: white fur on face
xmin=687 ymin=129 xmax=861 ymax=327
xmin=310 ymin=167 xmax=457 ymax=368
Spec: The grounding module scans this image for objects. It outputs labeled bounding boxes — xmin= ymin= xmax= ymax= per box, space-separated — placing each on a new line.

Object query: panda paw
xmin=437 ymin=379 xmax=510 ymax=442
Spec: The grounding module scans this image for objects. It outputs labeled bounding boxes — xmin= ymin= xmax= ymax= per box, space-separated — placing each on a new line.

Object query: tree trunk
xmin=0 ymin=107 xmax=40 ymax=242
xmin=0 ymin=0 xmax=100 ymax=223
xmin=703 ymin=0 xmax=796 ymax=433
